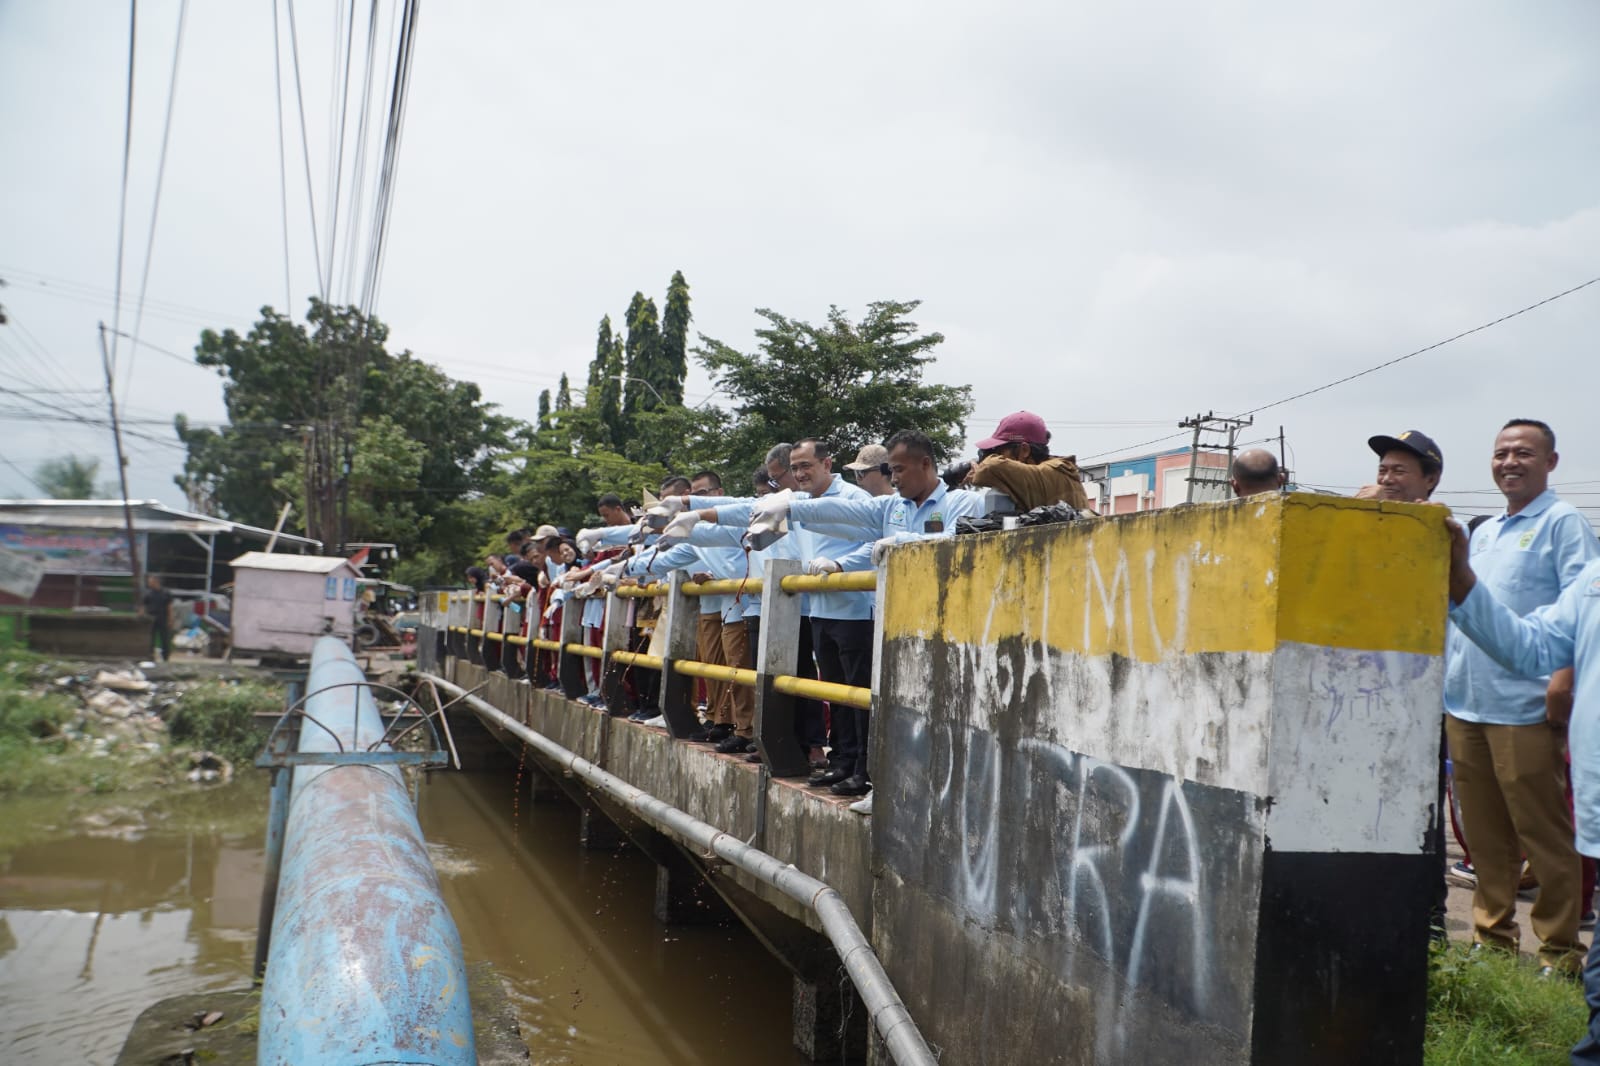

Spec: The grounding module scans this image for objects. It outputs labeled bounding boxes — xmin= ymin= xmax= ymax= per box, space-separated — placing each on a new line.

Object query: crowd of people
xmin=458 ymin=408 xmax=1600 ymax=1055
xmin=462 ymin=412 xmax=1090 ymax=815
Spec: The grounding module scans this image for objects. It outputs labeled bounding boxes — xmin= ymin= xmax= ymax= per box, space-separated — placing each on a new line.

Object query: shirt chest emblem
xmin=1517 ymin=530 xmax=1536 ymax=549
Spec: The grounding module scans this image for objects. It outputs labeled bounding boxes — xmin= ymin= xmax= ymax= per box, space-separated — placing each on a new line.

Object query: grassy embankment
xmin=1426 ymin=940 xmax=1589 ymax=1065
xmin=0 ymin=648 xmax=280 ymax=793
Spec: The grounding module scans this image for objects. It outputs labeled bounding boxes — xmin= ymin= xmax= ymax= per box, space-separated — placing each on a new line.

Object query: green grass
xmin=1426 ymin=941 xmax=1589 ymax=1065
xmin=163 ymin=678 xmax=282 ymax=766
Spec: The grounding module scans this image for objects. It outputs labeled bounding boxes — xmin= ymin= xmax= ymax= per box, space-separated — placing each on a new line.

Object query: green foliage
xmin=1425 ymin=942 xmax=1587 ymax=1065
xmin=536 ymin=388 xmax=551 ymax=429
xmin=485 ymin=410 xmax=667 ymax=536
xmin=33 ymin=455 xmax=103 ymax=499
xmin=588 ymin=316 xmax=625 ymax=448
xmin=660 ymin=270 xmax=692 ymax=407
xmin=174 ymin=299 xmax=518 ymax=584
xmin=623 ymin=292 xmax=663 ymax=419
xmin=695 ymin=299 xmax=973 ymax=475
xmin=163 ymin=679 xmax=282 ymax=766
xmin=555 ymin=374 xmax=572 ymax=412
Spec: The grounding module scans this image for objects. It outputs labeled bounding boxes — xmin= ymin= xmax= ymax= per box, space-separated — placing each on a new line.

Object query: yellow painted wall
xmin=880 ymin=494 xmax=1448 ymax=661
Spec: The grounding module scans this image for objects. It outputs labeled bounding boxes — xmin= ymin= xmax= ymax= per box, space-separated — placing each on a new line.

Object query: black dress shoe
xmin=706 ymin=724 xmax=734 ymax=743
xmin=809 ymin=765 xmax=852 ymax=788
xmin=685 ymin=726 xmax=714 ymax=742
xmin=715 ymin=735 xmax=753 ymax=754
xmin=743 ymin=751 xmax=765 ymax=764
xmin=830 ymin=775 xmax=871 ymax=797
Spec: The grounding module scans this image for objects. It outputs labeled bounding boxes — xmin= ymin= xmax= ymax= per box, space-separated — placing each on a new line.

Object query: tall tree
xmin=587 ymin=316 xmax=621 ymax=447
xmin=659 ymin=270 xmax=691 ymax=407
xmin=554 ymin=373 xmax=572 ymax=412
xmin=34 ymin=455 xmax=101 ymax=499
xmin=599 ymin=333 xmax=626 ymax=445
xmin=174 ymin=299 xmax=517 ymax=583
xmin=696 ymin=300 xmax=972 ymax=475
xmin=623 ymin=292 xmax=662 ymax=418
xmin=537 ymin=389 xmax=552 ymax=429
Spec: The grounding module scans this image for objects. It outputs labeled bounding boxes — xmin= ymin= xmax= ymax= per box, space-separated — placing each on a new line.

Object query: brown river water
xmin=0 ymin=770 xmax=808 ymax=1065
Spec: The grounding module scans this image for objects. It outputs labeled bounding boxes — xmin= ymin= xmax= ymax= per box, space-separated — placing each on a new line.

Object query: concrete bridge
xmin=420 ymin=493 xmax=1449 ymax=1065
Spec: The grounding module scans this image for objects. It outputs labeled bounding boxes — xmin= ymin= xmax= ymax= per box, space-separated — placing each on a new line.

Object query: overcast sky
xmin=2 ymin=1 xmax=1597 ymax=522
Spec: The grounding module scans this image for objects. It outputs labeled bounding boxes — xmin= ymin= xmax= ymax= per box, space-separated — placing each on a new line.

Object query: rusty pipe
xmin=259 ymin=638 xmax=475 ymax=1065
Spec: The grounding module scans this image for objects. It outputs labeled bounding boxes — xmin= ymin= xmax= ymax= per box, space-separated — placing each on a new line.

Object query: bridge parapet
xmin=872 ymin=493 xmax=1447 ymax=1065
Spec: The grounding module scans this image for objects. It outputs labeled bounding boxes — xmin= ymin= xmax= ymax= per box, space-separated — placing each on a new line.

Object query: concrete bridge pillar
xmin=872 ymin=494 xmax=1450 ymax=1065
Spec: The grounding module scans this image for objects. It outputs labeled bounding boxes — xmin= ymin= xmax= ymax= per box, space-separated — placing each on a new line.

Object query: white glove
xmin=576 ymin=572 xmax=606 ymax=597
xmin=752 ymin=489 xmax=792 ymax=524
xmin=576 ymin=527 xmax=604 ymax=554
xmin=871 ymin=536 xmax=898 ymax=567
xmin=660 ymin=511 xmax=700 ymax=542
xmin=744 ymin=489 xmax=793 ymax=550
xmin=644 ymin=495 xmax=689 ymax=529
xmin=543 ymin=600 xmax=561 ymax=621
xmin=806 ymin=557 xmax=841 ymax=576
xmin=597 ymin=569 xmax=620 ymax=589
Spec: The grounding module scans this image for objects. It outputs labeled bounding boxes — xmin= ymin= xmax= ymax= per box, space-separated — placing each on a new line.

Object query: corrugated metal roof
xmin=0 ymin=499 xmax=322 ymax=549
xmin=231 ymin=551 xmax=357 ymax=574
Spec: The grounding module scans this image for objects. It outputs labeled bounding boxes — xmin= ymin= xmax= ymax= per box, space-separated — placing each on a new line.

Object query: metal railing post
xmin=252 ymin=678 xmax=301 ymax=979
xmin=754 ymin=558 xmax=810 ymax=777
xmin=600 ymin=589 xmax=633 ymax=716
xmin=482 ymin=595 xmax=503 ymax=672
xmin=467 ymin=595 xmax=484 ymax=666
xmin=655 ymin=572 xmax=702 ymax=738
xmin=558 ymin=592 xmax=588 ymax=700
xmin=504 ymin=597 xmax=527 ymax=681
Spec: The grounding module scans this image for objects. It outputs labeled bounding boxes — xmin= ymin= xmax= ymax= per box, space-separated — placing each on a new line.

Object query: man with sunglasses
xmin=844 ymin=444 xmax=894 ymax=497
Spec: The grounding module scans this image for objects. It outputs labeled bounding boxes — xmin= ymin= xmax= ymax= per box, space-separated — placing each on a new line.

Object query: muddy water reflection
xmin=0 ymin=770 xmax=808 ymax=1065
xmin=0 ymin=784 xmax=267 ymax=1065
xmin=419 ymin=770 xmax=806 ymax=1065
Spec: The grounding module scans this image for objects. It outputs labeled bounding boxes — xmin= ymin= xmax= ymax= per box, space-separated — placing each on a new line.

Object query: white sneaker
xmin=848 ymin=792 xmax=873 ymax=815
xmin=640 ymin=715 xmax=665 ymax=728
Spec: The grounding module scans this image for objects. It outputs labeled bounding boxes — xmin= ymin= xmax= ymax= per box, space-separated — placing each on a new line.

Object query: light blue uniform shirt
xmin=624 ymin=541 xmax=747 ymax=621
xmin=683 ymin=522 xmax=767 ymax=620
xmin=1450 ymin=559 xmax=1600 ymax=855
xmin=1445 ymin=491 xmax=1599 ymax=725
xmin=707 ymin=476 xmax=873 ymax=621
xmin=788 ymin=481 xmax=987 ymax=545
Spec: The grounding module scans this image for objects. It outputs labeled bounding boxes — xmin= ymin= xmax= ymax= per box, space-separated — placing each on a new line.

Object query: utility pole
xmin=97 ymin=322 xmax=143 ymax=596
xmin=1179 ymin=411 xmax=1255 ymax=503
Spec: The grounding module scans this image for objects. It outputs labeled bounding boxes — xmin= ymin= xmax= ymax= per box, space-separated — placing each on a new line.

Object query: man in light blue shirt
xmin=778 ymin=429 xmax=988 ymax=553
xmin=1444 ymin=420 xmax=1597 ymax=973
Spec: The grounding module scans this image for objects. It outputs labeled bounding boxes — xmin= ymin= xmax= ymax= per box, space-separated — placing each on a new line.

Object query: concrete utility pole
xmin=97 ymin=322 xmax=143 ymax=595
xmin=1180 ymin=411 xmax=1254 ymax=503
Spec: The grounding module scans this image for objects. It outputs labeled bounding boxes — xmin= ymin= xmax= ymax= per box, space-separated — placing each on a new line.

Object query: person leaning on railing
xmin=653 ymin=438 xmax=876 ymax=802
xmin=965 ymin=411 xmax=1091 ymax=512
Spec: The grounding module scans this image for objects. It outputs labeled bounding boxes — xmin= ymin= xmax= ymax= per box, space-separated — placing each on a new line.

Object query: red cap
xmin=976 ymin=410 xmax=1050 ymax=451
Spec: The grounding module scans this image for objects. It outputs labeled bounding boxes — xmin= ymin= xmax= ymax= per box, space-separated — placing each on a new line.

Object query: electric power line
xmin=119 ymin=0 xmax=190 ymax=404
xmin=107 ymin=0 xmax=139 ymax=377
xmin=283 ymin=0 xmax=328 ymax=300
xmin=1081 ymin=274 xmax=1600 ymax=462
xmin=269 ymin=0 xmax=294 ymax=310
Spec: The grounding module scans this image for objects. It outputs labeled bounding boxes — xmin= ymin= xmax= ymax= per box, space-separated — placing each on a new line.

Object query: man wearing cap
xmin=844 ymin=444 xmax=894 ymax=497
xmin=1356 ymin=430 xmax=1444 ymax=502
xmin=968 ymin=411 xmax=1091 ymax=512
xmin=1444 ymin=419 xmax=1595 ymax=973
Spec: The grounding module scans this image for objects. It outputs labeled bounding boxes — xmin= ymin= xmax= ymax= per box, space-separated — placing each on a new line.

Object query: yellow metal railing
xmin=610 ymin=650 xmax=663 ymax=670
xmin=774 ymin=674 xmax=873 ymax=709
xmin=779 ymin=571 xmax=878 ymax=594
xmin=529 ymin=638 xmax=563 ymax=653
xmin=614 ymin=584 xmax=668 ymax=599
xmin=674 ymin=659 xmax=758 ymax=688
xmin=683 ymin=577 xmax=764 ymax=597
xmin=563 ymin=643 xmax=604 ymax=660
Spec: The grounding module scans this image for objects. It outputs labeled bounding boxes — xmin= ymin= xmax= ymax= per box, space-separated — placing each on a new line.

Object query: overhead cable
xmin=120 ymin=0 xmax=190 ymax=404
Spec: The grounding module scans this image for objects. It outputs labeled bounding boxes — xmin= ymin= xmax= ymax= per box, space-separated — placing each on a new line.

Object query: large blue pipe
xmin=259 ymin=637 xmax=475 ymax=1065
